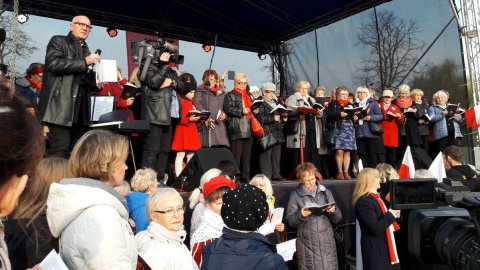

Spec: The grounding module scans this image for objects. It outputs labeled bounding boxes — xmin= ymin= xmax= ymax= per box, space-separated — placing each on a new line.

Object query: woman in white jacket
xmin=47 ymin=130 xmax=137 ymax=270
xmin=136 ymin=188 xmax=199 ymax=270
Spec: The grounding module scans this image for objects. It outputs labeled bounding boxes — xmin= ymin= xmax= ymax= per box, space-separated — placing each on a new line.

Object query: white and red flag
xmin=398 ymin=146 xmax=415 ymax=179
xmin=465 ymin=105 xmax=480 ymax=129
xmin=428 ymin=152 xmax=446 ymax=182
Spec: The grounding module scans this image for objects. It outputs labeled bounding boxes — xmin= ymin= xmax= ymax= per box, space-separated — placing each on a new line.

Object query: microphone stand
xmin=204 ymin=34 xmax=218 ymax=148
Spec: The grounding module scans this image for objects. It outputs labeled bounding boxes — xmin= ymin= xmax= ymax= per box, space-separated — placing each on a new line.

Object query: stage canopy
xmin=6 ymin=0 xmax=390 ymax=53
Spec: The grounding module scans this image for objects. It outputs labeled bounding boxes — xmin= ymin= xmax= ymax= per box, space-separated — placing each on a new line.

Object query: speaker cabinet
xmin=173 ymin=148 xmax=239 ymax=191
xmin=410 ymin=148 xmax=433 ymax=169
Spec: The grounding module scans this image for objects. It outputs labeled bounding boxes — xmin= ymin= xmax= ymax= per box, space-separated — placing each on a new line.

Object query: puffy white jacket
xmin=47 ymin=178 xmax=137 ymax=270
xmin=136 ymin=222 xmax=199 ymax=270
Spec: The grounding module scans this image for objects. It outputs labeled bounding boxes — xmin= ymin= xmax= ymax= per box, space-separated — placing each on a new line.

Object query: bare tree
xmin=355 ymin=10 xmax=425 ymax=89
xmin=0 ymin=11 xmax=39 ymax=75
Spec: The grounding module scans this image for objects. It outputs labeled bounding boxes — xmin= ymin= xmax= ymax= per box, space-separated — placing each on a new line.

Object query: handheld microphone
xmin=87 ymin=49 xmax=102 ymax=73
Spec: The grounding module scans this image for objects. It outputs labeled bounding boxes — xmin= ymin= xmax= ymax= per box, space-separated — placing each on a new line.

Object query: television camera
xmin=389 ymin=178 xmax=480 ymax=270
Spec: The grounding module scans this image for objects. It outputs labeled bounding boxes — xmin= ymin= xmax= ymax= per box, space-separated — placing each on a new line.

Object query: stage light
xmin=202 ymin=44 xmax=211 ymax=52
xmin=257 ymin=52 xmax=267 ymax=60
xmin=106 ymin=27 xmax=118 ymax=37
xmin=17 ymin=14 xmax=29 ymax=24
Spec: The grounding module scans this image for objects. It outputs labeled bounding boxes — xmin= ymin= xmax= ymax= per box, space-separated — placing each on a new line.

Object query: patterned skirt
xmin=334 ymin=120 xmax=357 ymax=150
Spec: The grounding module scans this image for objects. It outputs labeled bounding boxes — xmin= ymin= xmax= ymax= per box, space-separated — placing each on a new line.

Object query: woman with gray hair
xmin=136 ymin=188 xmax=199 ymax=270
xmin=394 ymin=84 xmax=422 ymax=159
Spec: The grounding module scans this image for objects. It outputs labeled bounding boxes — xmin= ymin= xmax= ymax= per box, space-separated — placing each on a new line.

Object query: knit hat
xmin=382 ymin=89 xmax=394 ymax=98
xmin=178 ymin=81 xmax=196 ymax=96
xmin=203 ymin=175 xmax=236 ymax=199
xmin=249 ymin=86 xmax=259 ymax=93
xmin=221 ymin=184 xmax=268 ymax=231
xmin=260 ymin=83 xmax=276 ymax=92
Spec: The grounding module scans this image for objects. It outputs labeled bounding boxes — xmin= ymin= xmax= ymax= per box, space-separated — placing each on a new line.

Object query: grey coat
xmin=286 ymin=92 xmax=328 ymax=154
xmin=286 ymin=182 xmax=342 ymax=270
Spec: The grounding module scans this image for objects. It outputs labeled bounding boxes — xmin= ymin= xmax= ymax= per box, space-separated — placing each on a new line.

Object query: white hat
xmin=249 ymin=86 xmax=259 ymax=93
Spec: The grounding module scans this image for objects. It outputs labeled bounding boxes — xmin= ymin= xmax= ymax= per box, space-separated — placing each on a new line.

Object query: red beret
xmin=203 ymin=176 xmax=236 ymax=199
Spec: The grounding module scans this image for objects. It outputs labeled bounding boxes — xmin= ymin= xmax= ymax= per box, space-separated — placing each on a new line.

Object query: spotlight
xmin=257 ymin=52 xmax=267 ymax=60
xmin=17 ymin=14 xmax=29 ymax=24
xmin=202 ymin=44 xmax=211 ymax=53
xmin=106 ymin=27 xmax=118 ymax=37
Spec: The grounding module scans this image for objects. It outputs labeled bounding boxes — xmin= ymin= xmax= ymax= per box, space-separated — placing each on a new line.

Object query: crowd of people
xmin=2 ymin=13 xmax=480 ymax=270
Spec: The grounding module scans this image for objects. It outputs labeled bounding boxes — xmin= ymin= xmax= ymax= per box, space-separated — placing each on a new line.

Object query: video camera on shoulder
xmin=131 ymin=37 xmax=185 ymax=66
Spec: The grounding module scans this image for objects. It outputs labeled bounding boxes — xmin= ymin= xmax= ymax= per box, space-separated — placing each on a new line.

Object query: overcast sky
xmin=14 ymin=14 xmax=271 ymax=90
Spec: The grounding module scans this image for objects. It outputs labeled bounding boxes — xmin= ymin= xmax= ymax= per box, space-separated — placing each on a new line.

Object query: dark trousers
xmin=385 ymin=146 xmax=397 ymax=169
xmin=47 ymin=123 xmax=87 ymax=159
xmin=357 ymin=138 xmax=381 ymax=168
xmin=259 ymin=143 xmax=282 ymax=179
xmin=230 ymin=137 xmax=253 ymax=181
xmin=141 ymin=123 xmax=172 ymax=181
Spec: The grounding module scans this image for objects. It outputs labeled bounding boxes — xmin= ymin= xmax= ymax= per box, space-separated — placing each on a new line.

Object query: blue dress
xmin=334 ymin=119 xmax=357 ymax=150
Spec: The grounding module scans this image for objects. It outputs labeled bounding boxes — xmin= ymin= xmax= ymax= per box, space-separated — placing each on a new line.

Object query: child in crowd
xmin=126 ymin=168 xmax=158 ymax=233
xmin=172 ymin=73 xmax=201 ymax=178
xmin=286 ymin=162 xmax=342 ymax=270
xmin=250 ymin=174 xmax=285 ymax=244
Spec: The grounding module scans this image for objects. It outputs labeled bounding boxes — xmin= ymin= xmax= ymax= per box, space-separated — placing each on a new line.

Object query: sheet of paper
xmin=276 ymin=238 xmax=297 ymax=261
xmin=90 ymin=96 xmax=115 ymax=121
xmin=270 ymin=207 xmax=284 ymax=227
xmin=258 ymin=223 xmax=274 ymax=235
xmin=40 ymin=249 xmax=69 ymax=270
xmin=96 ymin=59 xmax=117 ymax=83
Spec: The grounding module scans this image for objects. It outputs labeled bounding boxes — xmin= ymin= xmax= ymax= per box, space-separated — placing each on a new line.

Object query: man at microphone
xmin=38 ymin=15 xmax=101 ymax=158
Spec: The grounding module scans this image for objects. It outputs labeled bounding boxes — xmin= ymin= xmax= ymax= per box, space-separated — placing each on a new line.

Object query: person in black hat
xmin=201 ymin=184 xmax=288 ymax=270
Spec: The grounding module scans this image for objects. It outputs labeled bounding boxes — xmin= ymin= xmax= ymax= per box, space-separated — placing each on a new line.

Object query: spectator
xmin=379 ymin=89 xmax=404 ymax=168
xmin=190 ymin=176 xmax=236 ymax=267
xmin=126 ymin=168 xmax=158 ymax=233
xmin=114 ymin=180 xmax=132 ymax=197
xmin=376 ymin=163 xmax=399 ymax=208
xmin=413 ymin=169 xmax=434 ymax=179
xmin=352 ymin=168 xmax=401 ymax=270
xmin=5 ymin=158 xmax=71 ymax=270
xmin=14 ymin=63 xmax=44 ymax=111
xmin=216 ymin=160 xmax=237 ymax=181
xmin=286 ymin=162 xmax=342 ymax=270
xmin=201 ymin=184 xmax=288 ymax=270
xmin=136 ymin=188 xmax=199 ymax=269
xmin=443 ymin=145 xmax=479 ymax=191
xmin=47 ymin=130 xmax=137 ymax=269
xmin=411 ymin=89 xmax=430 ymax=153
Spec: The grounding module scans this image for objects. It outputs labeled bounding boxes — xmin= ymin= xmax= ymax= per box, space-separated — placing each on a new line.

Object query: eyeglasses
xmin=72 ymin=22 xmax=92 ymax=30
xmin=357 ymin=92 xmax=367 ymax=94
xmin=236 ymin=82 xmax=247 ymax=85
xmin=264 ymin=90 xmax=275 ymax=94
xmin=153 ymin=207 xmax=185 ymax=217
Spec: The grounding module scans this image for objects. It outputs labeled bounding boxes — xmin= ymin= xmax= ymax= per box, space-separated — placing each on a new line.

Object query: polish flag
xmin=398 ymin=146 xmax=415 ymax=179
xmin=358 ymin=159 xmax=364 ymax=172
xmin=428 ymin=152 xmax=446 ymax=182
xmin=465 ymin=105 xmax=480 ymax=129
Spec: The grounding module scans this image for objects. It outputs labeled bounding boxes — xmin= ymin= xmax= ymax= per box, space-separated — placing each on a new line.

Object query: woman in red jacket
xmin=378 ymin=89 xmax=404 ymax=168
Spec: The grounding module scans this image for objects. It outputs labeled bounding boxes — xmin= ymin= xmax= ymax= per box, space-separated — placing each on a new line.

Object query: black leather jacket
xmin=255 ymin=98 xmax=285 ymax=144
xmin=223 ymin=90 xmax=253 ymax=141
xmin=141 ymin=63 xmax=183 ymax=125
xmin=38 ymin=35 xmax=91 ymax=126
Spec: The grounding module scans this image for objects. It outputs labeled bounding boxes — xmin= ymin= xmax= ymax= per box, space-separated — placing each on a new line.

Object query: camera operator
xmin=141 ymin=51 xmax=184 ymax=184
xmin=443 ymin=145 xmax=479 ymax=191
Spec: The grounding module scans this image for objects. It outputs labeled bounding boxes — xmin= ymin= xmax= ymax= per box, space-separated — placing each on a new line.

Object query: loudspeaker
xmin=173 ymin=148 xmax=239 ymax=191
xmin=410 ymin=148 xmax=433 ymax=169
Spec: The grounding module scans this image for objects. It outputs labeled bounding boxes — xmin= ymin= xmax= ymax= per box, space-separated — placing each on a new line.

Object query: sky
xmin=13 ymin=14 xmax=271 ymax=90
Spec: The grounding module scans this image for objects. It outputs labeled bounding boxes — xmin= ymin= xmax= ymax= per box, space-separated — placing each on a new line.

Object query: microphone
xmin=87 ymin=49 xmax=102 ymax=73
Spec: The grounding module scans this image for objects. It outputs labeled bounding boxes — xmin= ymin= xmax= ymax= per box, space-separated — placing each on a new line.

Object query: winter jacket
xmin=194 ymin=86 xmax=230 ymax=147
xmin=286 ymin=92 xmax=327 ymax=154
xmin=255 ymin=97 xmax=286 ymax=146
xmin=411 ymin=101 xmax=430 ymax=136
xmin=447 ymin=165 xmax=480 ymax=191
xmin=190 ymin=209 xmax=225 ymax=267
xmin=353 ymin=97 xmax=384 ymax=139
xmin=136 ymin=222 xmax=199 ymax=270
xmin=428 ymin=104 xmax=463 ymax=140
xmin=379 ymin=102 xmax=405 ymax=147
xmin=0 ymin=237 xmax=10 ymax=270
xmin=38 ymin=34 xmax=94 ymax=126
xmin=201 ymin=227 xmax=288 ymax=270
xmin=47 ymin=178 xmax=137 ymax=270
xmin=141 ymin=63 xmax=183 ymax=126
xmin=4 ymin=216 xmax=58 ymax=270
xmin=14 ymin=77 xmax=40 ymax=108
xmin=223 ymin=90 xmax=253 ymax=141
xmin=126 ymin=192 xmax=150 ymax=233
xmin=285 ymin=182 xmax=342 ymax=270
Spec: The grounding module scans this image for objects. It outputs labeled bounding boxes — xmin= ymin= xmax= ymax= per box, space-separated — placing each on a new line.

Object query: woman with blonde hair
xmin=47 ymin=130 xmax=137 ymax=269
xmin=5 ymin=158 xmax=71 ymax=269
xmin=352 ymin=168 xmax=401 ymax=270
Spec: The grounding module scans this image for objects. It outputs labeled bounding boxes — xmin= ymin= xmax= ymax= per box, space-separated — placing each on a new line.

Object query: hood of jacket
xmin=47 ymin=177 xmax=129 ymax=238
xmin=449 ymin=165 xmax=477 ymax=180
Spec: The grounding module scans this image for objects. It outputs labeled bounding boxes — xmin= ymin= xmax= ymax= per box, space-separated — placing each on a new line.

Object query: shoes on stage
xmin=343 ymin=172 xmax=351 ymax=180
xmin=336 ymin=172 xmax=344 ymax=180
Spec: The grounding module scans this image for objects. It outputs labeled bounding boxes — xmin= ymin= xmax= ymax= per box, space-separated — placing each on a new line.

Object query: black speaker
xmin=173 ymin=148 xmax=239 ymax=191
xmin=410 ymin=148 xmax=433 ymax=169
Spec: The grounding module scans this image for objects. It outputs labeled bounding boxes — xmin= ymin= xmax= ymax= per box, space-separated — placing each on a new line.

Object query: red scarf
xmin=337 ymin=98 xmax=349 ymax=107
xmin=203 ymin=82 xmax=219 ymax=93
xmin=233 ymin=87 xmax=252 ymax=115
xmin=370 ymin=192 xmax=400 ymax=264
xmin=25 ymin=75 xmax=42 ymax=90
xmin=395 ymin=97 xmax=413 ymax=109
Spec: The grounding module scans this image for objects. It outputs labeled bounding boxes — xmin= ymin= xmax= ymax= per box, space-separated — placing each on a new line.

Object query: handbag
xmin=283 ymin=117 xmax=298 ymax=135
xmin=258 ymin=133 xmax=277 ymax=150
xmin=369 ymin=122 xmax=384 ymax=135
xmin=251 ymin=116 xmax=264 ymax=137
xmin=399 ymin=120 xmax=407 ymax=136
xmin=325 ymin=128 xmax=336 ymax=146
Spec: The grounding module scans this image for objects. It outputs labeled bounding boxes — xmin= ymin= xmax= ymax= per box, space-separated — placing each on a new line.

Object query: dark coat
xmin=285 ymin=182 xmax=342 ymax=270
xmin=354 ymin=195 xmax=400 ymax=270
xmin=255 ymin=98 xmax=285 ymax=145
xmin=141 ymin=63 xmax=183 ymax=126
xmin=4 ymin=216 xmax=59 ymax=270
xmin=38 ymin=35 xmax=92 ymax=126
xmin=201 ymin=228 xmax=288 ymax=270
xmin=446 ymin=165 xmax=480 ymax=191
xmin=411 ymin=101 xmax=430 ymax=136
xmin=223 ymin=90 xmax=253 ymax=141
xmin=15 ymin=77 xmax=39 ymax=108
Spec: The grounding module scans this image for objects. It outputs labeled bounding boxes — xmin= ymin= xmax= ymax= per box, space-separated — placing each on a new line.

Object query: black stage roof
xmin=6 ymin=0 xmax=390 ymax=52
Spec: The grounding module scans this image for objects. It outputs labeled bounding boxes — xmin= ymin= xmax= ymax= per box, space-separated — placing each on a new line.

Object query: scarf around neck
xmin=233 ymin=87 xmax=252 ymax=110
xmin=26 ymin=75 xmax=42 ymax=90
xmin=337 ymin=98 xmax=349 ymax=107
xmin=395 ymin=97 xmax=413 ymax=109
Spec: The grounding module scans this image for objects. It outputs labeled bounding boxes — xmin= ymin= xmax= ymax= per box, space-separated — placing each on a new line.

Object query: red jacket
xmin=171 ymin=97 xmax=201 ymax=151
xmin=94 ymin=78 xmax=135 ymax=121
xmin=378 ymin=102 xmax=404 ymax=147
